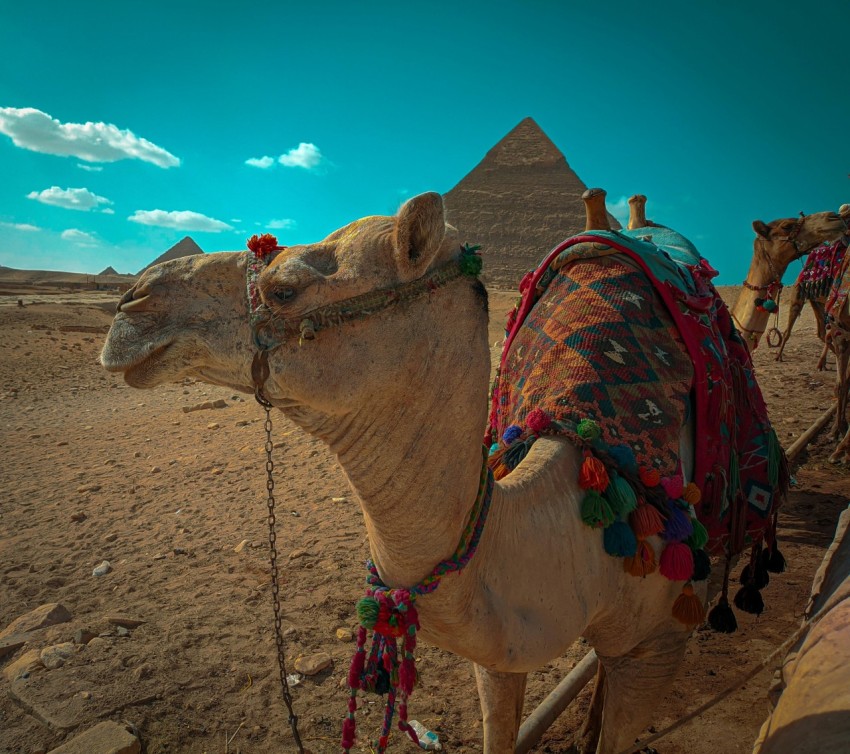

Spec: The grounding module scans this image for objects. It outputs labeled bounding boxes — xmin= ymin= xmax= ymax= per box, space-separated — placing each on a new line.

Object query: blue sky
xmin=0 ymin=1 xmax=847 ymax=283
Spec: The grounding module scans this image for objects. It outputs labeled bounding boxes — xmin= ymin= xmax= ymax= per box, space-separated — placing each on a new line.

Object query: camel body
xmin=102 ymin=192 xmax=778 ymax=752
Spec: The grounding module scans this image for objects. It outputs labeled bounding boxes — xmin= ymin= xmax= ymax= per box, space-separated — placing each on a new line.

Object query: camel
xmin=102 ymin=191 xmax=763 ymax=753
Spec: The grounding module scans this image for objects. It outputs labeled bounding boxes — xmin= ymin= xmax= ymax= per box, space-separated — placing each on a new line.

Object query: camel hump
xmin=582 ymin=188 xmax=611 ymax=231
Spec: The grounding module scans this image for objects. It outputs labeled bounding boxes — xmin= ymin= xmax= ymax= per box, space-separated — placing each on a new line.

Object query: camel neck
xmin=731 ymin=241 xmax=788 ymax=349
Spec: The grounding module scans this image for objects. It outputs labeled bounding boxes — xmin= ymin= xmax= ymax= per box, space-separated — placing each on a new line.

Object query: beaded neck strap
xmin=342 ymin=447 xmax=494 ymax=754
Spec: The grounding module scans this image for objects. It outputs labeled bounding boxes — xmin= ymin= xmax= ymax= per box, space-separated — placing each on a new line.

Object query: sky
xmin=0 ymin=0 xmax=847 ymax=283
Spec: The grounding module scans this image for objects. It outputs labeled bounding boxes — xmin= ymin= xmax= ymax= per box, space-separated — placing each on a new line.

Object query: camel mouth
xmin=101 ymin=336 xmax=174 ymax=387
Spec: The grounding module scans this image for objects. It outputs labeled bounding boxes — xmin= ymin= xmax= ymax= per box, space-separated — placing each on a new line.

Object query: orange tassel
xmin=639 ymin=467 xmax=661 ymax=487
xmin=492 ymin=462 xmax=510 ymax=480
xmin=625 ymin=539 xmax=657 ymax=577
xmin=631 ymin=504 xmax=664 ymax=538
xmin=672 ymin=583 xmax=706 ymax=627
xmin=683 ymin=482 xmax=702 ymax=506
xmin=579 ymin=453 xmax=610 ymax=492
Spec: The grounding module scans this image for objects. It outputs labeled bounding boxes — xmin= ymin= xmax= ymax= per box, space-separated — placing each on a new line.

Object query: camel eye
xmin=272 ymin=287 xmax=296 ymax=304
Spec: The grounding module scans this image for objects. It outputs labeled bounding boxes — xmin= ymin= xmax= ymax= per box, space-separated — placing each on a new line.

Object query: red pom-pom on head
xmin=247 ymin=233 xmax=281 ymax=261
xmin=526 ymin=408 xmax=552 ymax=434
xmin=661 ymin=474 xmax=683 ymax=500
xmin=639 ymin=467 xmax=661 ymax=487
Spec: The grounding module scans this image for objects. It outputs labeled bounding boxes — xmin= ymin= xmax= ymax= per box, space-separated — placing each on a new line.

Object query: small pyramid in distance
xmin=138 ymin=237 xmax=204 ymax=275
xmin=99 ymin=265 xmax=119 ymax=276
xmin=443 ymin=117 xmax=619 ymax=288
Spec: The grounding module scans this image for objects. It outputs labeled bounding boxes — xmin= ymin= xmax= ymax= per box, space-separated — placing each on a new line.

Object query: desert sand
xmin=0 ymin=282 xmax=848 ymax=754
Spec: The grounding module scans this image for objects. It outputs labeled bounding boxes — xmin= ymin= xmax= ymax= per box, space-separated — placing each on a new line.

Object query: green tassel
xmin=356 ymin=597 xmax=380 ymax=629
xmin=767 ymin=429 xmax=780 ymax=488
xmin=687 ymin=518 xmax=709 ymax=550
xmin=581 ymin=491 xmax=615 ymax=529
xmin=605 ymin=473 xmax=638 ymax=516
xmin=459 ymin=245 xmax=483 ymax=276
xmin=577 ymin=419 xmax=602 ymax=441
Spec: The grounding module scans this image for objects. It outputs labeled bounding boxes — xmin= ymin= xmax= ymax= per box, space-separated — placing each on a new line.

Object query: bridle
xmin=241 ymin=234 xmax=483 ymax=752
xmin=734 ymin=213 xmax=807 ymax=349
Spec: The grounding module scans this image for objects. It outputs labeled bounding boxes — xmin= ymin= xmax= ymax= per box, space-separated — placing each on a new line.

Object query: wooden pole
xmin=515 ymin=650 xmax=599 ymax=754
xmin=785 ymin=404 xmax=837 ymax=463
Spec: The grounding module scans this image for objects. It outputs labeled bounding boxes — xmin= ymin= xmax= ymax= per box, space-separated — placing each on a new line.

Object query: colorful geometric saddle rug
xmin=797 ymin=239 xmax=847 ymax=302
xmin=487 ymin=228 xmax=788 ymax=629
xmin=825 ymin=247 xmax=850 ymax=328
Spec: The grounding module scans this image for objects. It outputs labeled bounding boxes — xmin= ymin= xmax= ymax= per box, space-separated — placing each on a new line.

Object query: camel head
xmin=732 ymin=209 xmax=846 ymax=350
xmin=102 ymin=192 xmax=489 ymax=436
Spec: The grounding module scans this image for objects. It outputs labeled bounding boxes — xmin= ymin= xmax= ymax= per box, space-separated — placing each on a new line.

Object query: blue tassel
xmin=603 ymin=520 xmax=637 ymax=557
xmin=662 ymin=504 xmax=694 ymax=542
xmin=608 ymin=444 xmax=637 ymax=474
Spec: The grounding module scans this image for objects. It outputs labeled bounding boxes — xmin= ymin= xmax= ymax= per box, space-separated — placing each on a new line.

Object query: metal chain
xmin=261 ymin=402 xmax=306 ymax=753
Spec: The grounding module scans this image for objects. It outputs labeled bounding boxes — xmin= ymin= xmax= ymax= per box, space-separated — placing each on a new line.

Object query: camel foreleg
xmin=594 ymin=630 xmax=690 ymax=754
xmin=473 ymin=664 xmax=527 ymax=753
xmin=776 ymin=292 xmax=804 ymax=361
xmin=830 ymin=330 xmax=849 ymax=441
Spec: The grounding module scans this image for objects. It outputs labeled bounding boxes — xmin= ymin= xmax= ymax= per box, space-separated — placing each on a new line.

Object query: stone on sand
xmin=293 ymin=652 xmax=332 ymax=675
xmin=46 ymin=720 xmax=141 ymax=754
xmin=0 ymin=603 xmax=72 ymax=640
xmin=40 ymin=642 xmax=77 ymax=669
xmin=4 ymin=649 xmax=44 ymax=682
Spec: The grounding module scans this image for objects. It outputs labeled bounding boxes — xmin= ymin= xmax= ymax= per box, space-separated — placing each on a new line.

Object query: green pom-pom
xmin=577 ymin=419 xmax=601 ymax=441
xmin=459 ymin=249 xmax=483 ymax=277
xmin=605 ymin=473 xmax=638 ymax=515
xmin=763 ymin=299 xmax=777 ymax=312
xmin=356 ymin=597 xmax=380 ymax=629
xmin=581 ymin=491 xmax=615 ymax=529
xmin=687 ymin=518 xmax=709 ymax=550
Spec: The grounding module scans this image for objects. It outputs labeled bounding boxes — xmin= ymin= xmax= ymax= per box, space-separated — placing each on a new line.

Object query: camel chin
xmin=101 ymin=322 xmax=181 ymax=388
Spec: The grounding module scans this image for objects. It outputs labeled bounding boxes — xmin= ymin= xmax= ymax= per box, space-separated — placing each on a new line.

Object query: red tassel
xmin=660 ymin=541 xmax=695 ymax=581
xmin=246 ymin=233 xmax=281 ymax=260
xmin=639 ymin=467 xmax=661 ymax=487
xmin=579 ymin=453 xmax=610 ymax=492
xmin=631 ymin=504 xmax=664 ymax=538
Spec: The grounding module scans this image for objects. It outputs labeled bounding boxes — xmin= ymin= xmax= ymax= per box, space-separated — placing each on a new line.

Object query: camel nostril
xmin=117 ymin=285 xmax=152 ymax=313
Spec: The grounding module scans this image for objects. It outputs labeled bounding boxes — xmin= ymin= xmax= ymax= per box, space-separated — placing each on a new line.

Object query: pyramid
xmin=138 ymin=237 xmax=204 ymax=274
xmin=99 ymin=265 xmax=119 ymax=276
xmin=443 ymin=117 xmax=619 ymax=288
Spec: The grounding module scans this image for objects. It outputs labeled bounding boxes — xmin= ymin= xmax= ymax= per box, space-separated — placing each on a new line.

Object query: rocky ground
xmin=0 ymin=286 xmax=848 ymax=754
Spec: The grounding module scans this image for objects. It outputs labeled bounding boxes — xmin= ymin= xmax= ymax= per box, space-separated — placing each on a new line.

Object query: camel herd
xmin=100 ymin=192 xmax=849 ymax=753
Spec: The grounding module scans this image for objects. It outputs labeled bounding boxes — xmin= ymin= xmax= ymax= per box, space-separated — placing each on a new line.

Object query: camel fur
xmin=103 ymin=192 xmax=731 ymax=753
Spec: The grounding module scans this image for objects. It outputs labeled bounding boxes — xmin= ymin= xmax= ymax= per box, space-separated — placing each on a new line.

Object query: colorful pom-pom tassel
xmin=492 ymin=461 xmax=510 ymax=480
xmin=692 ymin=548 xmax=711 ymax=581
xmin=502 ymin=425 xmax=523 ymax=445
xmin=356 ymin=597 xmax=380 ymax=629
xmin=624 ymin=538 xmax=656 ymax=577
xmin=687 ymin=518 xmax=709 ymax=550
xmin=526 ymin=408 xmax=552 ymax=434
xmin=682 ymin=482 xmax=702 ymax=506
xmin=672 ymin=583 xmax=705 ymax=627
xmin=659 ymin=541 xmax=694 ymax=581
xmin=631 ymin=504 xmax=665 ymax=538
xmin=581 ymin=491 xmax=615 ymax=529
xmin=504 ymin=439 xmax=531 ymax=471
xmin=603 ymin=520 xmax=637 ymax=557
xmin=576 ymin=418 xmax=602 ymax=441
xmin=489 ymin=442 xmax=500 ymax=455
xmin=639 ymin=467 xmax=661 ymax=487
xmin=662 ymin=505 xmax=694 ymax=542
xmin=734 ymin=584 xmax=764 ymax=615
xmin=605 ymin=473 xmax=638 ymax=516
xmin=608 ymin=444 xmax=638 ymax=473
xmin=661 ymin=475 xmax=684 ymax=500
xmin=708 ymin=596 xmax=738 ymax=633
xmin=579 ymin=453 xmax=610 ymax=492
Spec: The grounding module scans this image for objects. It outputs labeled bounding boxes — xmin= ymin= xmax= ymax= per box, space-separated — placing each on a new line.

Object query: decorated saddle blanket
xmin=487 ymin=228 xmax=787 ymax=624
xmin=796 ymin=239 xmax=847 ymax=302
xmin=825 ymin=248 xmax=850 ymax=327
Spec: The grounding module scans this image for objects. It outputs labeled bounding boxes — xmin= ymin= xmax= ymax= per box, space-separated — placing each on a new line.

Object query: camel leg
xmin=830 ymin=427 xmax=850 ymax=464
xmin=810 ymin=299 xmax=826 ymax=342
xmin=831 ymin=332 xmax=850 ymax=441
xmin=776 ymin=289 xmax=803 ymax=361
xmin=594 ymin=630 xmax=690 ymax=754
xmin=816 ymin=338 xmax=831 ymax=371
xmin=473 ymin=664 xmax=527 ymax=753
xmin=573 ymin=664 xmax=606 ymax=753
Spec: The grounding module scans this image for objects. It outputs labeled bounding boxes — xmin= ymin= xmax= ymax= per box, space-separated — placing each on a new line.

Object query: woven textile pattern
xmin=825 ymin=249 xmax=850 ymax=323
xmin=492 ymin=255 xmax=692 ymax=477
xmin=796 ymin=239 xmax=847 ymax=302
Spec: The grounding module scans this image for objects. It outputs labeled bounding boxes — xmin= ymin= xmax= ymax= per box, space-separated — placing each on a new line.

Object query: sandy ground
xmin=0 ymin=285 xmax=848 ymax=754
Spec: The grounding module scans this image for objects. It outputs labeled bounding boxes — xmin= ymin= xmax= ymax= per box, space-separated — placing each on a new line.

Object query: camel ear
xmin=393 ymin=192 xmax=446 ymax=280
xmin=753 ymin=220 xmax=771 ymax=239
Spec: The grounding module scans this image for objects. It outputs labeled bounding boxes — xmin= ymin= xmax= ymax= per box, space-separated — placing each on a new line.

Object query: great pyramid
xmin=99 ymin=265 xmax=119 ymax=276
xmin=443 ymin=117 xmax=619 ymax=289
xmin=138 ymin=237 xmax=204 ymax=274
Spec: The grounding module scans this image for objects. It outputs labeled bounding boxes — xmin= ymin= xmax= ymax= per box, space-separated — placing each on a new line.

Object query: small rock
xmin=152 ymin=554 xmax=166 ymax=561
xmin=289 ymin=549 xmax=309 ymax=560
xmin=86 ymin=637 xmax=108 ymax=649
xmin=150 ymin=466 xmax=161 ymax=474
xmin=70 ymin=512 xmax=86 ymax=523
xmin=207 ymin=422 xmax=220 ymax=430
xmin=0 ymin=603 xmax=72 ymax=640
xmin=80 ymin=691 xmax=92 ymax=700
xmin=235 ymin=420 xmax=250 ymax=427
xmin=234 ymin=539 xmax=249 ymax=554
xmin=44 ymin=720 xmax=140 ymax=754
xmin=73 ymin=629 xmax=98 ymax=645
xmin=104 ymin=533 xmax=118 ymax=543
xmin=133 ymin=451 xmax=142 ymax=458
xmin=40 ymin=642 xmax=76 ymax=669
xmin=331 ymin=497 xmax=348 ymax=503
xmin=211 ymin=467 xmax=223 ymax=475
xmin=3 ymin=649 xmax=43 ymax=682
xmin=173 ymin=547 xmax=187 ymax=556
xmin=335 ymin=628 xmax=353 ymax=642
xmin=56 ymin=441 xmax=69 ymax=447
xmin=116 ymin=626 xmax=130 ymax=637
xmin=76 ymin=484 xmax=101 ymax=493
xmin=293 ymin=652 xmax=333 ymax=676
xmin=92 ymin=561 xmax=112 ymax=577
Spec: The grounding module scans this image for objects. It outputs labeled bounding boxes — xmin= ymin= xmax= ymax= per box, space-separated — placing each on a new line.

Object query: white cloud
xmin=245 ymin=156 xmax=275 ymax=169
xmin=61 ymin=228 xmax=98 ymax=246
xmin=77 ymin=163 xmax=103 ymax=172
xmin=0 ymin=221 xmax=41 ymax=231
xmin=279 ymin=142 xmax=323 ymax=169
xmin=27 ymin=186 xmax=113 ymax=212
xmin=128 ymin=209 xmax=233 ymax=232
xmin=267 ymin=218 xmax=296 ymax=230
xmin=0 ymin=107 xmax=180 ymax=168
xmin=608 ymin=196 xmax=630 ymax=227
xmin=101 ymin=208 xmax=115 ymax=215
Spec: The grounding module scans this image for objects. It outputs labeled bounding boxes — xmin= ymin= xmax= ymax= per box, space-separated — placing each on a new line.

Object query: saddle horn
xmin=628 ymin=195 xmax=649 ymax=230
xmin=582 ymin=188 xmax=611 ymax=231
